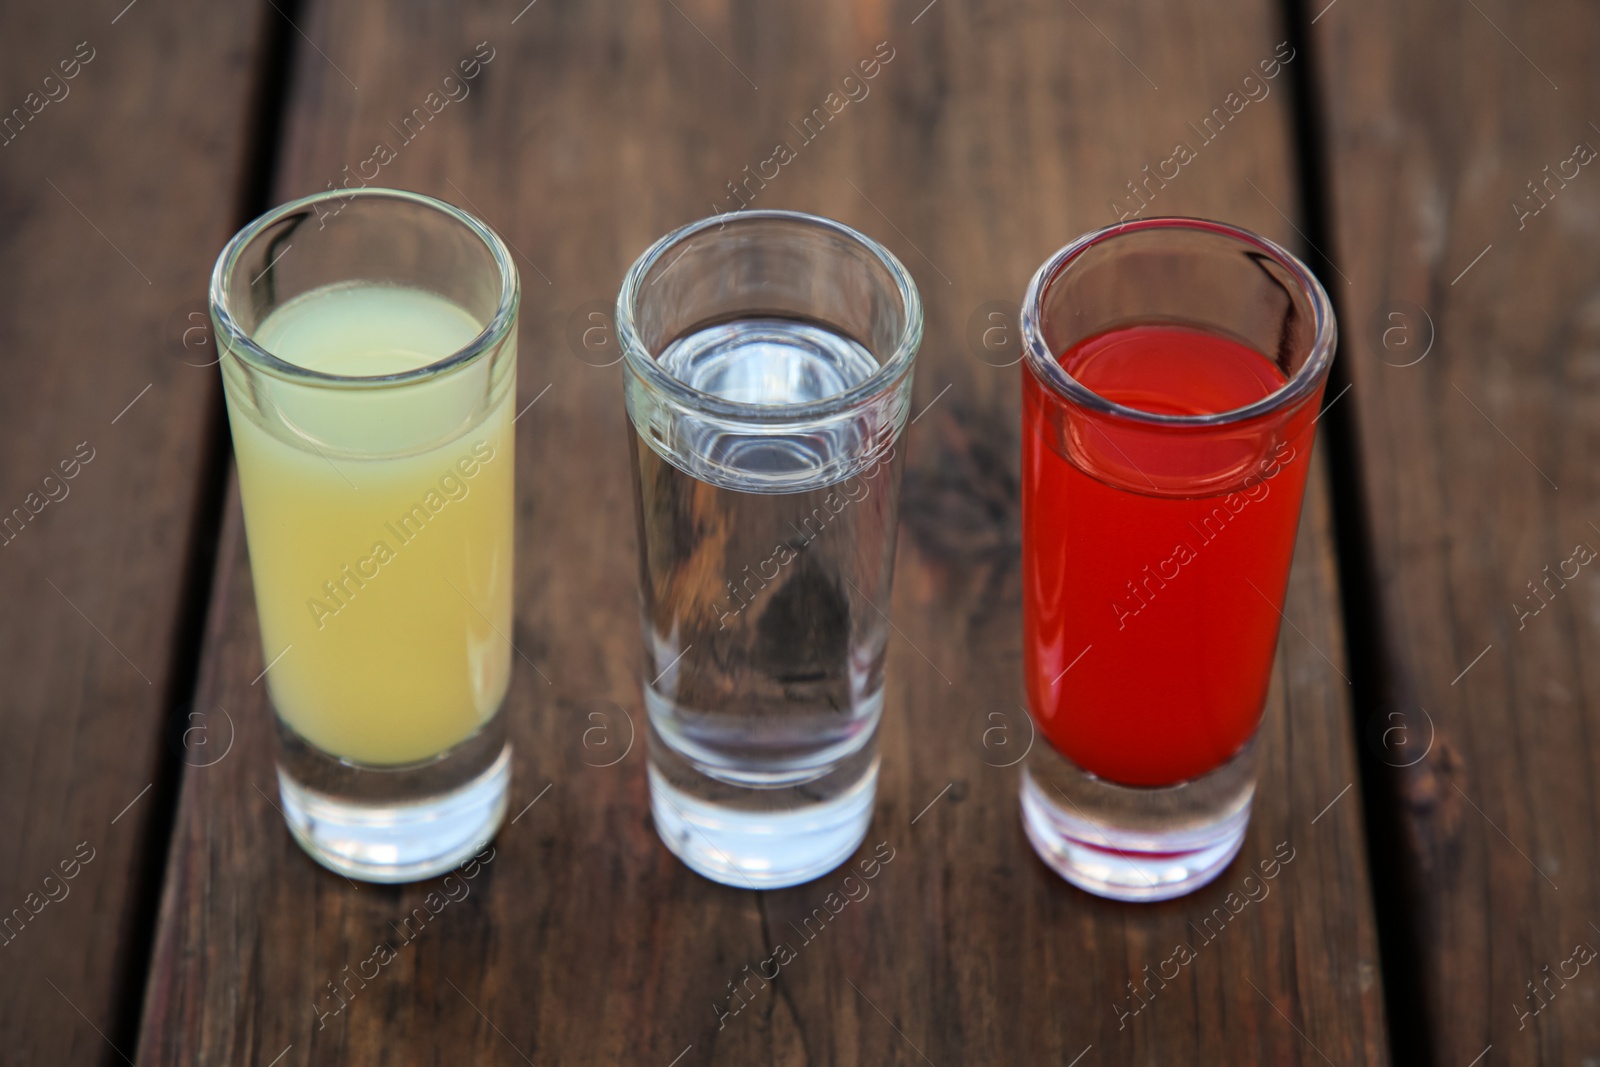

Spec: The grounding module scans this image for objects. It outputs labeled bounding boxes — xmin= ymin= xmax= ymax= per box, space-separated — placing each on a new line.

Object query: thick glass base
xmin=646 ymin=717 xmax=878 ymax=890
xmin=1020 ymin=734 xmax=1256 ymax=902
xmin=274 ymin=715 xmax=509 ymax=884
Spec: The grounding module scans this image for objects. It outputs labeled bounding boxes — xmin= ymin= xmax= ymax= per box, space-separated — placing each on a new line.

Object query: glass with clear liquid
xmin=618 ymin=212 xmax=922 ymax=888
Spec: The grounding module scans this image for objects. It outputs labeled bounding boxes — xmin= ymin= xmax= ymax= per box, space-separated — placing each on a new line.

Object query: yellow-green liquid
xmin=228 ymin=283 xmax=514 ymax=765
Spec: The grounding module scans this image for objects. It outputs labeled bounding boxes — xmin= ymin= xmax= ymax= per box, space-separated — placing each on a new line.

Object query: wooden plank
xmin=1310 ymin=1 xmax=1600 ymax=1062
xmin=0 ymin=0 xmax=271 ymax=1062
xmin=139 ymin=0 xmax=1389 ymax=1062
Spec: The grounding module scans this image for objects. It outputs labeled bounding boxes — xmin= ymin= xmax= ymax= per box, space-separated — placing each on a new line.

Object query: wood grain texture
xmin=0 ymin=1 xmax=268 ymax=1063
xmin=139 ymin=1 xmax=1389 ymax=1062
xmin=1309 ymin=1 xmax=1600 ymax=1063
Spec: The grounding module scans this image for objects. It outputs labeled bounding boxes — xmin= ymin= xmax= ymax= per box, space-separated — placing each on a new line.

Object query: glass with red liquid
xmin=1019 ymin=218 xmax=1335 ymax=901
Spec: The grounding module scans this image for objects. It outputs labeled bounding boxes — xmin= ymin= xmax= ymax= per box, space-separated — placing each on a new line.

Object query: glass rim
xmin=209 ymin=187 xmax=520 ymax=389
xmin=1020 ymin=216 xmax=1337 ymax=427
xmin=615 ymin=209 xmax=924 ymax=423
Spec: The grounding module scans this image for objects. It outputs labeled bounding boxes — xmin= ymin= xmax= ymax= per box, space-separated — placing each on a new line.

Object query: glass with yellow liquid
xmin=211 ymin=188 xmax=519 ymax=882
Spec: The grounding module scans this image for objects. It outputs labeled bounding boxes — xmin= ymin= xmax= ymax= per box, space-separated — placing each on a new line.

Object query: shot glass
xmin=211 ymin=188 xmax=519 ymax=883
xmin=1018 ymin=217 xmax=1335 ymax=901
xmin=617 ymin=210 xmax=922 ymax=888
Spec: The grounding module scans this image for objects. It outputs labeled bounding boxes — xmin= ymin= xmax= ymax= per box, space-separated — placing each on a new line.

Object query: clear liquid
xmin=645 ymin=318 xmax=888 ymax=492
xmin=657 ymin=317 xmax=879 ymax=407
xmin=632 ymin=317 xmax=903 ymax=878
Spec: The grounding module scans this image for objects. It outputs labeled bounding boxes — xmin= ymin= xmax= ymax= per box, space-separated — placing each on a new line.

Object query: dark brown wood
xmin=1311 ymin=1 xmax=1600 ymax=1063
xmin=138 ymin=1 xmax=1389 ymax=1062
xmin=0 ymin=1 xmax=272 ymax=1063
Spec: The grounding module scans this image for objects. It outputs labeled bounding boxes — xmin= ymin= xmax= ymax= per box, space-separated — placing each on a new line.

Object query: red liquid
xmin=1022 ymin=324 xmax=1320 ymax=787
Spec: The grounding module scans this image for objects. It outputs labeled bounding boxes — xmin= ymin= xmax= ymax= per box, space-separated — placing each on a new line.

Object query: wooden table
xmin=1 ymin=0 xmax=1593 ymax=1062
